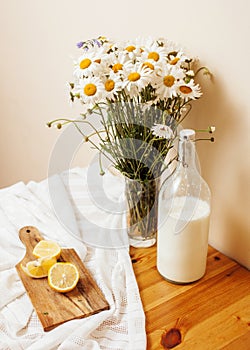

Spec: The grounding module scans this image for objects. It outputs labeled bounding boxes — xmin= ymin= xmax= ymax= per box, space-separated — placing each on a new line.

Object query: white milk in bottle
xmin=157 ymin=196 xmax=210 ymax=283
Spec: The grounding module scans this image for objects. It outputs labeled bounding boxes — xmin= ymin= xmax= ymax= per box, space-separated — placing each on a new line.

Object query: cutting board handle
xmin=19 ymin=226 xmax=44 ymax=259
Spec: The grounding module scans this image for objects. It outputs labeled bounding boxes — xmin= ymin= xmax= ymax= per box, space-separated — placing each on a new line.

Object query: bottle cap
xmin=179 ymin=129 xmax=195 ymax=141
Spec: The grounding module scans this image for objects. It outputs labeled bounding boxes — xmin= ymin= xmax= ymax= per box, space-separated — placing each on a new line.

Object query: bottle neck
xmin=178 ymin=138 xmax=197 ymax=169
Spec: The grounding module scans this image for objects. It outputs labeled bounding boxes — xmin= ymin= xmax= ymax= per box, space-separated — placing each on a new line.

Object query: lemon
xmin=48 ymin=262 xmax=79 ymax=293
xmin=21 ymin=256 xmax=57 ymax=278
xmin=33 ymin=240 xmax=61 ymax=259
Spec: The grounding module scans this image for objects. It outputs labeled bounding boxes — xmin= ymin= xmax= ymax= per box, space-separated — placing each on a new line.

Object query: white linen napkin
xmin=0 ymin=166 xmax=146 ymax=350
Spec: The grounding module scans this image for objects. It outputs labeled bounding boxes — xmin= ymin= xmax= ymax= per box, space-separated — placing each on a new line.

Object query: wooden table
xmin=130 ymin=245 xmax=250 ymax=349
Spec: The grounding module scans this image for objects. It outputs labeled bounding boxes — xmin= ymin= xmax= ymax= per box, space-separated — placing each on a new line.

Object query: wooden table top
xmin=130 ymin=245 xmax=250 ymax=350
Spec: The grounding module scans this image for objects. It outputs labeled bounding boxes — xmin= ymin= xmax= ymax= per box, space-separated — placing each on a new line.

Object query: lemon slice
xmin=21 ymin=256 xmax=57 ymax=278
xmin=48 ymin=262 xmax=79 ymax=293
xmin=33 ymin=240 xmax=61 ymax=259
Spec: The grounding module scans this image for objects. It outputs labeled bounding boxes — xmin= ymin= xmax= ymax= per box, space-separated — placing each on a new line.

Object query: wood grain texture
xmin=130 ymin=245 xmax=250 ymax=350
xmin=16 ymin=226 xmax=109 ymax=331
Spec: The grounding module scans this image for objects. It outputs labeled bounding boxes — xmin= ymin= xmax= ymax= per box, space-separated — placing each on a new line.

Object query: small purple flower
xmin=76 ymin=41 xmax=84 ymax=48
xmin=93 ymin=39 xmax=101 ymax=47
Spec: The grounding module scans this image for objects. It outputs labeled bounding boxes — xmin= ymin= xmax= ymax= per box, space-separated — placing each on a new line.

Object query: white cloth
xmin=0 ymin=167 xmax=146 ymax=350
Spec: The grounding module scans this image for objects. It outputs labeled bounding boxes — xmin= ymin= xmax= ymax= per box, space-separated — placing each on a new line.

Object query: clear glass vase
xmin=125 ymin=176 xmax=160 ymax=248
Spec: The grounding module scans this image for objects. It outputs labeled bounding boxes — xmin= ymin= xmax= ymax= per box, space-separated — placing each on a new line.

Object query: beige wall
xmin=1 ymin=0 xmax=249 ymax=268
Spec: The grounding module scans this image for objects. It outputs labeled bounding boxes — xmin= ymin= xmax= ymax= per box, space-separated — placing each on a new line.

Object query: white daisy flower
xmin=154 ymin=65 xmax=185 ymax=99
xmin=142 ymin=41 xmax=168 ymax=63
xmin=74 ymin=47 xmax=107 ymax=78
xmin=151 ymin=124 xmax=174 ymax=139
xmin=102 ymin=72 xmax=122 ymax=100
xmin=110 ymin=51 xmax=131 ymax=74
xmin=123 ymin=41 xmax=142 ymax=60
xmin=140 ymin=58 xmax=163 ymax=77
xmin=122 ymin=63 xmax=152 ymax=97
xmin=76 ymin=76 xmax=105 ymax=107
xmin=167 ymin=50 xmax=188 ymax=67
xmin=177 ymin=79 xmax=202 ymax=100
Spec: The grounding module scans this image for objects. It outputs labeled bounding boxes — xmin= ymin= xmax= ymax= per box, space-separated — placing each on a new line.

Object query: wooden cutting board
xmin=15 ymin=226 xmax=110 ymax=331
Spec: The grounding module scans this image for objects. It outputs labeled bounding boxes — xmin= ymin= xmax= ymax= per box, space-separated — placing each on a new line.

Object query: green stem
xmin=195 ymin=66 xmax=212 ymax=77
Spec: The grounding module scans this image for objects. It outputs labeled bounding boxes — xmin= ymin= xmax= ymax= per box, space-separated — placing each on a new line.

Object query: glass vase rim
xmin=107 ymin=165 xmax=161 ymax=184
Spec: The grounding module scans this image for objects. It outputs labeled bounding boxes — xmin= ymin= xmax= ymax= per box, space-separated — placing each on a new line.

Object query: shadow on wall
xmin=188 ymin=72 xmax=250 ymax=269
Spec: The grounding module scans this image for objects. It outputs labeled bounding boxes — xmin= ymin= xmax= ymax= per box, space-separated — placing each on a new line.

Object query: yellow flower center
xmin=79 ymin=58 xmax=92 ymax=69
xmin=170 ymin=57 xmax=180 ymax=65
xmin=179 ymin=85 xmax=192 ymax=94
xmin=142 ymin=62 xmax=154 ymax=70
xmin=126 ymin=45 xmax=136 ymax=52
xmin=148 ymin=51 xmax=160 ymax=61
xmin=163 ymin=75 xmax=175 ymax=87
xmin=112 ymin=63 xmax=123 ymax=73
xmin=105 ymin=79 xmax=115 ymax=92
xmin=128 ymin=72 xmax=140 ymax=82
xmin=84 ymin=83 xmax=97 ymax=96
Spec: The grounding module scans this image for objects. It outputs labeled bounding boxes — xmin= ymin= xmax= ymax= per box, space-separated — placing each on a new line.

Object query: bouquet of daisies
xmin=49 ymin=36 xmax=208 ymax=181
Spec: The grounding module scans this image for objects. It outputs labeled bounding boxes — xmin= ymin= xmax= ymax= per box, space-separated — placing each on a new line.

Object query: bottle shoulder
xmin=160 ymin=164 xmax=211 ymax=202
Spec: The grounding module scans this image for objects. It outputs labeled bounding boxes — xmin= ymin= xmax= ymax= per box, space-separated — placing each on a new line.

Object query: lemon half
xmin=21 ymin=256 xmax=57 ymax=278
xmin=48 ymin=262 xmax=79 ymax=293
xmin=32 ymin=240 xmax=61 ymax=259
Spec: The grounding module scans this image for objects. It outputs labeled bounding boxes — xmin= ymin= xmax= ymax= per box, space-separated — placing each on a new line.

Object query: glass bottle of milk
xmin=157 ymin=129 xmax=211 ymax=283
